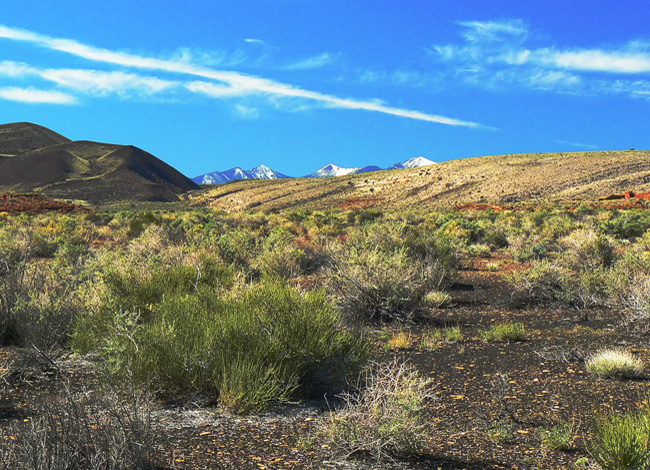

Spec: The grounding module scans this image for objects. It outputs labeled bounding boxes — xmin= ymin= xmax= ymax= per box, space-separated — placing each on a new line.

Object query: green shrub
xmin=480 ymin=322 xmax=525 ymax=342
xmin=329 ymin=244 xmax=448 ymax=324
xmin=320 ymin=360 xmax=435 ymax=460
xmin=601 ymin=212 xmax=650 ymax=240
xmin=505 ymin=260 xmax=569 ymax=305
xmin=437 ymin=217 xmax=484 ymax=244
xmin=590 ymin=408 xmax=650 ymax=470
xmin=75 ymin=281 xmax=367 ymax=414
xmin=560 ymin=229 xmax=615 ymax=270
xmin=585 ymin=349 xmax=644 ymax=379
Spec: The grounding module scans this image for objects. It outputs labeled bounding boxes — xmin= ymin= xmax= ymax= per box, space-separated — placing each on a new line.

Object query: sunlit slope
xmin=191 ymin=150 xmax=650 ymax=211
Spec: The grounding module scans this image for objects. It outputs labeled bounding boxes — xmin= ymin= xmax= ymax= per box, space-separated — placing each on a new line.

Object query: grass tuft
xmin=585 ymin=349 xmax=644 ymax=379
xmin=480 ymin=322 xmax=526 ymax=342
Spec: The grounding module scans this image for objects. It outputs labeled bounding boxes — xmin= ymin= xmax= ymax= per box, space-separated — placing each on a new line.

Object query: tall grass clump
xmin=74 ymin=279 xmax=367 ymax=415
xmin=320 ymin=360 xmax=435 ymax=461
xmin=480 ymin=322 xmax=526 ymax=342
xmin=590 ymin=408 xmax=650 ymax=470
xmin=585 ymin=349 xmax=644 ymax=379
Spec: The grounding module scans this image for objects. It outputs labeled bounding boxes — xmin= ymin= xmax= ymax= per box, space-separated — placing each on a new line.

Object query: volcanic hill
xmin=0 ymin=122 xmax=199 ymax=204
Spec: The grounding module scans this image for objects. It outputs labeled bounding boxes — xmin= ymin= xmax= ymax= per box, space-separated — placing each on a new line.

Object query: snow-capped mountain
xmin=306 ymin=163 xmax=361 ymax=178
xmin=192 ymin=164 xmax=289 ymax=185
xmin=194 ymin=157 xmax=436 ymax=184
xmin=388 ymin=156 xmax=435 ymax=170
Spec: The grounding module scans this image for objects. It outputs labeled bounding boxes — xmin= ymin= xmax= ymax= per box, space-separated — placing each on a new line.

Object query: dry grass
xmin=585 ymin=349 xmax=644 ymax=379
xmin=190 ymin=150 xmax=650 ymax=212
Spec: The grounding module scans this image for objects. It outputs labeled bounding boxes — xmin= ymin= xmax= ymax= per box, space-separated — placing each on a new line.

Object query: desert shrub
xmin=601 ymin=212 xmax=650 ymax=240
xmin=102 ymin=257 xmax=234 ymax=318
xmin=570 ymin=268 xmax=611 ymax=309
xmin=0 ymin=235 xmax=83 ymax=349
xmin=483 ymin=225 xmax=510 ymax=249
xmin=0 ymin=243 xmax=29 ymax=344
xmin=466 ymin=242 xmax=491 ymax=258
xmin=505 ymin=260 xmax=569 ymax=305
xmin=77 ymin=281 xmax=367 ymax=414
xmin=125 ymin=211 xmax=162 ymax=238
xmin=560 ymin=229 xmax=615 ymax=270
xmin=254 ymin=226 xmax=327 ymax=279
xmin=480 ymin=322 xmax=526 ymax=342
xmin=589 ymin=407 xmax=650 ymax=470
xmin=585 ymin=349 xmax=644 ymax=379
xmin=4 ymin=388 xmax=156 ymax=470
xmin=320 ymin=360 xmax=435 ymax=461
xmin=437 ymin=217 xmax=484 ymax=244
xmin=507 ymin=234 xmax=551 ymax=262
xmin=347 ymin=209 xmax=383 ymax=226
xmin=216 ymin=228 xmax=257 ymax=269
xmin=329 ymin=243 xmax=448 ymax=324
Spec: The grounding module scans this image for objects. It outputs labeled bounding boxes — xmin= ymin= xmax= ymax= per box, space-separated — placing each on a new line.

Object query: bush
xmin=4 ymin=388 xmax=156 ymax=470
xmin=560 ymin=229 xmax=615 ymax=270
xmin=585 ymin=349 xmax=644 ymax=379
xmin=505 ymin=260 xmax=569 ymax=306
xmin=320 ymin=360 xmax=435 ymax=461
xmin=590 ymin=408 xmax=650 ymax=470
xmin=75 ymin=281 xmax=367 ymax=415
xmin=601 ymin=212 xmax=650 ymax=239
xmin=329 ymin=244 xmax=448 ymax=324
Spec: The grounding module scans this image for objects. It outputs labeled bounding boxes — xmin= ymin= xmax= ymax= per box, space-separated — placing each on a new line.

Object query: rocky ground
xmin=1 ymin=257 xmax=648 ymax=469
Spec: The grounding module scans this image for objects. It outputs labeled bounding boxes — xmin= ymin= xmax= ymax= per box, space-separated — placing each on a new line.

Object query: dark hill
xmin=0 ymin=122 xmax=71 ymax=156
xmin=0 ymin=122 xmax=199 ymax=204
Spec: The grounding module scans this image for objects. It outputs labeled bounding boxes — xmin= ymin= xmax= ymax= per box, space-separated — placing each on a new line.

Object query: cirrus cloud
xmin=0 ymin=24 xmax=482 ymax=127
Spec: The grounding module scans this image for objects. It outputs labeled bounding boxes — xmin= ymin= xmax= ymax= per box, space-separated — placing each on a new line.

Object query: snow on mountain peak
xmin=402 ymin=156 xmax=435 ymax=168
xmin=308 ymin=163 xmax=361 ymax=178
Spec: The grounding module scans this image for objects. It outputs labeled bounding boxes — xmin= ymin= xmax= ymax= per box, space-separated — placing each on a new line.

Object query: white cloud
xmin=0 ymin=60 xmax=37 ymax=77
xmin=0 ymin=86 xmax=76 ymax=104
xmin=457 ymin=19 xmax=529 ymax=43
xmin=284 ymin=52 xmax=337 ymax=70
xmin=41 ymin=69 xmax=178 ymax=96
xmin=556 ymin=140 xmax=599 ymax=150
xmin=0 ymin=24 xmax=481 ymax=127
xmin=535 ymin=48 xmax=650 ymax=74
xmin=430 ymin=19 xmax=650 ymax=99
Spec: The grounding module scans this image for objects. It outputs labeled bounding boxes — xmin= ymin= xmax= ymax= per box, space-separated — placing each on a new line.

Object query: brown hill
xmin=190 ymin=149 xmax=650 ymax=212
xmin=0 ymin=122 xmax=199 ymax=204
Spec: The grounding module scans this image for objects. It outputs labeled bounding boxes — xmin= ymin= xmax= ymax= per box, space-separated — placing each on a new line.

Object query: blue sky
xmin=1 ymin=1 xmax=649 ymax=178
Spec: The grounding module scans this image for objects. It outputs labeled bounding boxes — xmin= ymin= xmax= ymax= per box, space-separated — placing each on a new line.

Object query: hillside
xmin=0 ymin=122 xmax=200 ymax=204
xmin=190 ymin=149 xmax=650 ymax=211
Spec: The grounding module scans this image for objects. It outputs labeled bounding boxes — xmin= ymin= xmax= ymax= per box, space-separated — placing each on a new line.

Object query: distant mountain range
xmin=192 ymin=164 xmax=289 ymax=185
xmin=0 ymin=122 xmax=199 ymax=204
xmin=193 ymin=156 xmax=435 ymax=185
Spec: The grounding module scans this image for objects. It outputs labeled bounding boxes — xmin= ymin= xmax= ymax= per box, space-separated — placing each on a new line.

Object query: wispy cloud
xmin=0 ymin=86 xmax=77 ymax=104
xmin=41 ymin=69 xmax=178 ymax=96
xmin=0 ymin=24 xmax=481 ymax=127
xmin=556 ymin=140 xmax=599 ymax=150
xmin=430 ymin=19 xmax=650 ymax=99
xmin=284 ymin=52 xmax=338 ymax=70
